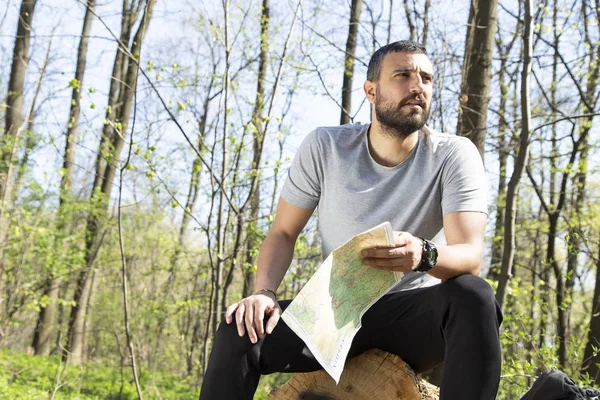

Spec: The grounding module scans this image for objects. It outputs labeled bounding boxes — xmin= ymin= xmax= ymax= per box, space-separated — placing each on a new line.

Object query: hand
xmin=361 ymin=231 xmax=423 ymax=273
xmin=225 ymin=291 xmax=281 ymax=344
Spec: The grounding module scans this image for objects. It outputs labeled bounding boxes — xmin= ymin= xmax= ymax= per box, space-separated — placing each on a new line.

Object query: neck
xmin=368 ymin=120 xmax=420 ymax=167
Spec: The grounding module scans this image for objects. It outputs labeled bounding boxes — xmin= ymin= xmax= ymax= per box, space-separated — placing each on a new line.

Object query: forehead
xmin=380 ymin=52 xmax=433 ymax=75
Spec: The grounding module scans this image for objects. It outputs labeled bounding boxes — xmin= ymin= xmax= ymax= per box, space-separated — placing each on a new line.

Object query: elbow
xmin=471 ymin=244 xmax=484 ymax=276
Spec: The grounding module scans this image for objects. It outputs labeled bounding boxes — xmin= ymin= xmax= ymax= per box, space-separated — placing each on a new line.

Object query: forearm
xmin=254 ymin=229 xmax=297 ymax=293
xmin=427 ymin=242 xmax=483 ymax=280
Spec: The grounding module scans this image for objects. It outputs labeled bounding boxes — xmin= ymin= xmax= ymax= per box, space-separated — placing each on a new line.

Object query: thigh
xmin=258 ymin=299 xmax=374 ymax=374
xmin=359 ymin=286 xmax=446 ymax=373
xmin=254 ymin=300 xmax=321 ymax=374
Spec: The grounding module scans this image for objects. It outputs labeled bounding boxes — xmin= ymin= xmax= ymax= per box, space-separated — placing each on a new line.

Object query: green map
xmin=281 ymin=222 xmax=402 ymax=383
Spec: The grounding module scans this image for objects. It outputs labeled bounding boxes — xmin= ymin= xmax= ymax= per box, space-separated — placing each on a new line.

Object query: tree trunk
xmin=547 ymin=214 xmax=567 ymax=368
xmin=62 ymin=0 xmax=95 ymax=194
xmin=495 ymin=0 xmax=533 ymax=311
xmin=212 ymin=0 xmax=232 ymax=338
xmin=242 ymin=0 xmax=270 ymax=298
xmin=0 ymin=0 xmax=37 ymax=309
xmin=66 ymin=1 xmax=139 ymax=362
xmin=31 ymin=276 xmax=60 ymax=355
xmin=422 ymin=0 xmax=430 ymax=47
xmin=65 ymin=260 xmax=95 ymax=365
xmin=581 ymin=242 xmax=600 ymax=384
xmin=340 ymin=0 xmax=363 ymax=125
xmin=66 ymin=0 xmax=155 ymax=366
xmin=270 ymin=349 xmax=439 ymax=400
xmin=579 ymin=0 xmax=600 ymax=377
xmin=403 ymin=0 xmax=416 ymax=41
xmin=564 ymin=132 xmax=588 ymax=340
xmin=100 ymin=1 xmax=154 ymax=197
xmin=456 ymin=0 xmax=498 ymax=158
xmin=92 ymin=0 xmax=140 ymax=191
xmin=33 ymin=0 xmax=96 ymax=356
xmin=488 ymin=34 xmax=517 ymax=280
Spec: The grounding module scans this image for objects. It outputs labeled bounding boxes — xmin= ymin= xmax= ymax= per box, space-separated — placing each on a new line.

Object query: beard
xmin=374 ymin=92 xmax=430 ymax=138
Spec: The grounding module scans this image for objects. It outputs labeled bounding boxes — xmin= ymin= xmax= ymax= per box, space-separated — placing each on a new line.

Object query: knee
xmin=441 ymin=275 xmax=502 ymax=322
xmin=213 ymin=318 xmax=253 ymax=356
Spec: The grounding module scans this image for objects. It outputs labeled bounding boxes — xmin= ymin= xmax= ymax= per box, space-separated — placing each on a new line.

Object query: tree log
xmin=269 ymin=349 xmax=439 ymax=400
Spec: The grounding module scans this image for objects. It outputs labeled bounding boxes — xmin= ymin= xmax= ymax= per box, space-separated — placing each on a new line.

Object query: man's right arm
xmin=225 ymin=198 xmax=315 ymax=343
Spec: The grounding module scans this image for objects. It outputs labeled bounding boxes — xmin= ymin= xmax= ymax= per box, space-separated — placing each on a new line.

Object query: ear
xmin=364 ymin=80 xmax=376 ymax=104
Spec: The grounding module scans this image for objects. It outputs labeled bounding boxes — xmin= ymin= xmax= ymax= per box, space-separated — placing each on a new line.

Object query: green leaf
xmin=68 ymin=78 xmax=80 ymax=89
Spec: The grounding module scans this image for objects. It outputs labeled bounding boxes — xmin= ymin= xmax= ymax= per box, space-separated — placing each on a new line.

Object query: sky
xmin=1 ymin=0 xmax=599 ymax=278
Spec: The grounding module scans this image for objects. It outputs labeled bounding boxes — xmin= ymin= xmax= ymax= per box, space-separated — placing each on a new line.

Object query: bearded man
xmin=199 ymin=40 xmax=502 ymax=400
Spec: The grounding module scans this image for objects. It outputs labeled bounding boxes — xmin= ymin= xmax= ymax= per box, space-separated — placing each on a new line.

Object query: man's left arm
xmin=362 ymin=211 xmax=487 ymax=278
xmin=427 ymin=211 xmax=486 ymax=279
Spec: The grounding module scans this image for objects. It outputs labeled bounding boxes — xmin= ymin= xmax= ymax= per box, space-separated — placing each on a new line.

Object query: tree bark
xmin=403 ymin=0 xmax=415 ymax=41
xmin=340 ymin=0 xmax=363 ymax=125
xmin=422 ymin=0 xmax=430 ymax=47
xmin=582 ymin=242 xmax=600 ymax=384
xmin=32 ymin=0 xmax=96 ymax=356
xmin=488 ymin=28 xmax=519 ymax=280
xmin=92 ymin=0 xmax=141 ymax=192
xmin=65 ymin=0 xmax=155 ymax=366
xmin=0 ymin=0 xmax=37 ymax=309
xmin=495 ymin=0 xmax=533 ymax=311
xmin=242 ymin=0 xmax=270 ymax=298
xmin=211 ymin=0 xmax=232 ymax=338
xmin=456 ymin=0 xmax=498 ymax=158
xmin=270 ymin=349 xmax=439 ymax=400
xmin=578 ymin=0 xmax=600 ymax=378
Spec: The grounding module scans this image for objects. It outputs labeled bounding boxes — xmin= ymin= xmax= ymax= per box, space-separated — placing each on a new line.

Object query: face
xmin=366 ymin=52 xmax=434 ymax=137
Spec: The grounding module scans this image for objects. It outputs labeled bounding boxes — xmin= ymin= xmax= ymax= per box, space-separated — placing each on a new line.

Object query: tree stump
xmin=269 ymin=349 xmax=440 ymax=400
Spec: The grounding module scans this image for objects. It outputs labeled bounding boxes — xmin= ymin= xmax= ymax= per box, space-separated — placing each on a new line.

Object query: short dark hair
xmin=366 ymin=40 xmax=428 ymax=82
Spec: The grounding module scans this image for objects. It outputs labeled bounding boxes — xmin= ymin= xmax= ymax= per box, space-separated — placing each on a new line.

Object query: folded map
xmin=281 ymin=221 xmax=402 ymax=383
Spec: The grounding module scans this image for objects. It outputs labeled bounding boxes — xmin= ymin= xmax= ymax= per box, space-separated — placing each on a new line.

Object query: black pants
xmin=200 ymin=274 xmax=503 ymax=400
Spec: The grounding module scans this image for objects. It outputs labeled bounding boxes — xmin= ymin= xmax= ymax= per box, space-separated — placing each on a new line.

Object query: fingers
xmin=235 ymin=302 xmax=247 ymax=337
xmin=364 ymin=256 xmax=413 ymax=270
xmin=254 ymin=301 xmax=266 ymax=341
xmin=229 ymin=295 xmax=278 ymax=344
xmin=225 ymin=302 xmax=239 ymax=324
xmin=362 ymin=232 xmax=422 ymax=272
xmin=245 ymin=304 xmax=258 ymax=343
xmin=393 ymin=231 xmax=410 ymax=247
xmin=265 ymin=305 xmax=281 ymax=334
xmin=363 ymin=246 xmax=408 ymax=259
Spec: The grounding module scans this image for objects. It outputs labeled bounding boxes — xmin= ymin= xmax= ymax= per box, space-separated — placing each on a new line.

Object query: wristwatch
xmin=415 ymin=238 xmax=438 ymax=272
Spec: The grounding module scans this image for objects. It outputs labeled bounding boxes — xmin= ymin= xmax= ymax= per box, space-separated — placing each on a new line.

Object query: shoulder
xmin=420 ymin=126 xmax=480 ymax=159
xmin=307 ymin=122 xmax=369 ymax=148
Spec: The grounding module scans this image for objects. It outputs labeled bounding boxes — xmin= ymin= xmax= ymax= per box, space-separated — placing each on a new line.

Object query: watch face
xmin=428 ymin=246 xmax=438 ymax=264
xmin=425 ymin=240 xmax=437 ymax=268
xmin=416 ymin=239 xmax=437 ymax=272
xmin=427 ymin=252 xmax=435 ymax=264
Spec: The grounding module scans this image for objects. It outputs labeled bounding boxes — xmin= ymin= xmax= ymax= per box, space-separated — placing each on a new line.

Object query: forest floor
xmin=0 ymin=349 xmax=292 ymax=399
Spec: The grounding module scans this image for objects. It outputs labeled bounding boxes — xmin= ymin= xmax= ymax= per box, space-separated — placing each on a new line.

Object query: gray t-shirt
xmin=280 ymin=122 xmax=488 ymax=291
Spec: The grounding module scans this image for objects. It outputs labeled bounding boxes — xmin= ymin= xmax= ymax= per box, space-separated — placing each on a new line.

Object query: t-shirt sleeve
xmin=280 ymin=130 xmax=323 ymax=209
xmin=441 ymin=138 xmax=488 ymax=216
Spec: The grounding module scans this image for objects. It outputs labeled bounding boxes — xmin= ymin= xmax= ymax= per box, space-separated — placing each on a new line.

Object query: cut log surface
xmin=269 ymin=349 xmax=440 ymax=400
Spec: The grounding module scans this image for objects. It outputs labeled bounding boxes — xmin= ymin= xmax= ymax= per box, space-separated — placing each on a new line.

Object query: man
xmin=200 ymin=40 xmax=502 ymax=400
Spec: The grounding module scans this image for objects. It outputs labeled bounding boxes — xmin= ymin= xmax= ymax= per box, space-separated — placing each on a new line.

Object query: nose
xmin=409 ymin=75 xmax=425 ymax=94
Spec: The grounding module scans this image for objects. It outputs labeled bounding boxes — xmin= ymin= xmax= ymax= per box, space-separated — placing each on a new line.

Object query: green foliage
xmin=497 ymin=274 xmax=600 ymax=399
xmin=0 ymin=349 xmax=198 ymax=399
